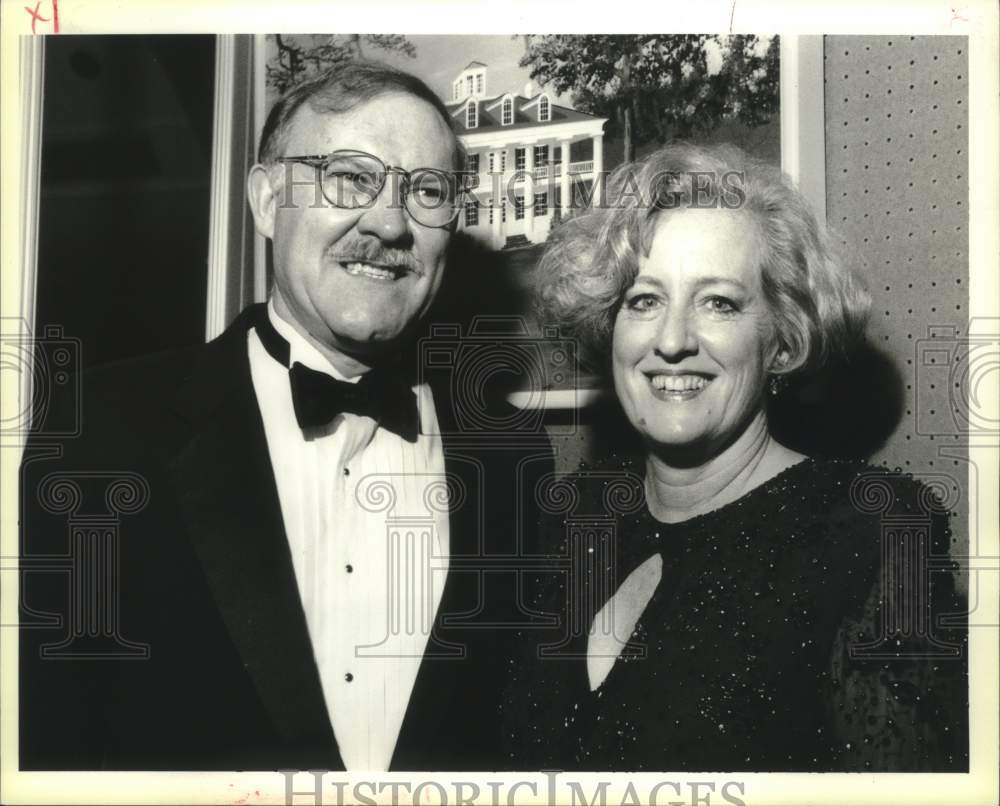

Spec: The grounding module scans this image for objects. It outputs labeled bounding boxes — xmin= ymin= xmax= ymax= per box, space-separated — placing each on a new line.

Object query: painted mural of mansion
xmin=445 ymin=62 xmax=607 ymax=249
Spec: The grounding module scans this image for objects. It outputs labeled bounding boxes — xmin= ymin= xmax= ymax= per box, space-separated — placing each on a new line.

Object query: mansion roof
xmin=445 ymin=93 xmax=604 ymax=135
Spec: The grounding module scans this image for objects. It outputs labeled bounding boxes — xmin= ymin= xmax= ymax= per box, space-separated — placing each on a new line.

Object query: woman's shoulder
xmin=787 ymin=457 xmax=954 ymax=528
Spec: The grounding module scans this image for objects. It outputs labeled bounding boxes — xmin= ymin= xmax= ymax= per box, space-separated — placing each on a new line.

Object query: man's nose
xmin=654 ymin=308 xmax=698 ymax=361
xmin=354 ymin=175 xmax=410 ymax=243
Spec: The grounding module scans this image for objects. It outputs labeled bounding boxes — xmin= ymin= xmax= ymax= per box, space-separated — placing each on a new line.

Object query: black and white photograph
xmin=1 ymin=2 xmax=997 ymax=804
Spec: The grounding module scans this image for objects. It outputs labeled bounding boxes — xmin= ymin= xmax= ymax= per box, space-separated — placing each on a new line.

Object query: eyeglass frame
xmin=274 ymin=149 xmax=473 ymax=229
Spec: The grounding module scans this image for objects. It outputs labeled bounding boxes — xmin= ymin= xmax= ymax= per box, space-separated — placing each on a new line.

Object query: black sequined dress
xmin=505 ymin=457 xmax=968 ymax=772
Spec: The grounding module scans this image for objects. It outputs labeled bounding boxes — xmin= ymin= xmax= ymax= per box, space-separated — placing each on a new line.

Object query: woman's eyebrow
xmin=691 ymin=275 xmax=749 ymax=290
xmin=631 ymin=274 xmax=749 ymax=291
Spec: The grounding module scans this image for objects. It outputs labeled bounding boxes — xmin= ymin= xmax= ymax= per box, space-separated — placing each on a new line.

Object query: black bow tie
xmin=254 ymin=310 xmax=418 ymax=442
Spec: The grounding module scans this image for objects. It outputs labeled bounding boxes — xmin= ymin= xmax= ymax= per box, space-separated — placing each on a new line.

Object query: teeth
xmin=344 ymin=261 xmax=400 ymax=280
xmin=650 ymin=374 xmax=709 ymax=392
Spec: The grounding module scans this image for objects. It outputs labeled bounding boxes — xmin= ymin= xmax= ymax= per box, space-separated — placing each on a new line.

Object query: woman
xmin=507 ymin=144 xmax=967 ymax=772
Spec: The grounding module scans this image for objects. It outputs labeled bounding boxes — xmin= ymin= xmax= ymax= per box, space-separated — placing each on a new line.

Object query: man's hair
xmin=257 ymin=60 xmax=464 ymax=170
xmin=535 ymin=142 xmax=870 ymax=375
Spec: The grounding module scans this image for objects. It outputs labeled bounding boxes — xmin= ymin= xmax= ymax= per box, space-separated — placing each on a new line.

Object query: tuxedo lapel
xmin=161 ymin=307 xmax=340 ymax=765
xmin=390 ymin=380 xmax=494 ymax=769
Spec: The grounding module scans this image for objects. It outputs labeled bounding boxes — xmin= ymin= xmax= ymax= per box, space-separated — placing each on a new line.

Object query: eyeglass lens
xmin=321 ymin=152 xmax=460 ymax=227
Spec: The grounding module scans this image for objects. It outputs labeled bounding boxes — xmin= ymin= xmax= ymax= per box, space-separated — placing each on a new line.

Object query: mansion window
xmin=466 ymin=101 xmax=477 ymax=129
xmin=501 ymin=97 xmax=513 ymax=125
xmin=534 ymin=144 xmax=549 ymax=167
xmin=475 ymin=73 xmax=484 ymax=93
xmin=514 ymin=196 xmax=525 ymax=220
xmin=539 ymin=95 xmax=550 ymax=122
xmin=466 ymin=75 xmax=474 ymax=95
xmin=466 ymin=153 xmax=479 ymax=175
xmin=501 ymin=198 xmax=507 ymax=222
xmin=464 ymin=200 xmax=479 ymax=227
xmin=534 ymin=192 xmax=548 ymax=216
xmin=488 ymin=201 xmax=494 ymax=225
xmin=514 ymin=147 xmax=526 ymax=171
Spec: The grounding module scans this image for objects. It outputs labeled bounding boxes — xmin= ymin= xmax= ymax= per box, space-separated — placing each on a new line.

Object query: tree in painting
xmin=520 ymin=35 xmax=779 ymax=164
xmin=267 ymin=34 xmax=417 ymax=94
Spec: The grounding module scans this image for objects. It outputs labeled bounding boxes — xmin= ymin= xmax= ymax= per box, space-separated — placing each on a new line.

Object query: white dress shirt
xmin=247 ymin=301 xmax=449 ymax=771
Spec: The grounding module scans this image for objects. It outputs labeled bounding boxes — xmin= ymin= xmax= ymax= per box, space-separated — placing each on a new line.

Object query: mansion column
xmin=524 ymin=144 xmax=534 ymax=238
xmin=592 ymin=133 xmax=605 ymax=206
xmin=560 ymin=139 xmax=571 ymax=218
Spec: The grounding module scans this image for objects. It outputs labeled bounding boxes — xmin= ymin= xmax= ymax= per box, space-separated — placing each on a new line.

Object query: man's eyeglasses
xmin=276 ymin=149 xmax=469 ymax=229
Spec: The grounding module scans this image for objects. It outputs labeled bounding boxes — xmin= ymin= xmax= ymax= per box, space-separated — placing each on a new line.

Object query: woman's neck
xmin=644 ymin=412 xmax=805 ymax=523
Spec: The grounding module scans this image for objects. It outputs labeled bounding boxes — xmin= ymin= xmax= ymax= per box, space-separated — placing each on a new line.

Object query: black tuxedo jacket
xmin=20 ymin=304 xmax=552 ymax=771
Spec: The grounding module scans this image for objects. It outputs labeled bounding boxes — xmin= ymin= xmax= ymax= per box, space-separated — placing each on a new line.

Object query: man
xmin=20 ymin=62 xmax=549 ymax=771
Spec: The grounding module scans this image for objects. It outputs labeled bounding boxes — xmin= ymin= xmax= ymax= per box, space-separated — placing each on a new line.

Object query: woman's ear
xmin=770 ymin=347 xmax=792 ymax=373
xmin=247 ymin=164 xmax=277 ymax=240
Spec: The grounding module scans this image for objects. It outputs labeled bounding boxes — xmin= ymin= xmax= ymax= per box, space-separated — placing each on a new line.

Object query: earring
xmin=768 ymin=374 xmax=787 ymax=396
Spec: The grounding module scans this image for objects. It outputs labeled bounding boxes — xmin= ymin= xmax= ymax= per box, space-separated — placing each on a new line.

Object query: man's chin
xmin=328 ymin=323 xmax=417 ymax=359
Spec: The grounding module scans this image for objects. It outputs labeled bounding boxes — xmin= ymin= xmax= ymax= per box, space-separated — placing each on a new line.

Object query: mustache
xmin=327 ymin=236 xmax=422 ymax=275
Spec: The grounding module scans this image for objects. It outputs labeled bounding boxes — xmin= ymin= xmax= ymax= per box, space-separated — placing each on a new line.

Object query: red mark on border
xmin=25 ymin=0 xmax=58 ymax=33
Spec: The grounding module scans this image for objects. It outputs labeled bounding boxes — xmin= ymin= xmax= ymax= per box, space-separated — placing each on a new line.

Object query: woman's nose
xmin=654 ymin=310 xmax=698 ymax=361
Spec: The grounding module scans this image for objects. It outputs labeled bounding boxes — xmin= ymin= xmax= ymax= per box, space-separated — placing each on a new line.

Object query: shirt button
xmin=344 ymin=672 xmax=354 ymax=682
xmin=345 ymin=564 xmax=353 ymax=573
xmin=343 ymin=467 xmax=350 ymax=476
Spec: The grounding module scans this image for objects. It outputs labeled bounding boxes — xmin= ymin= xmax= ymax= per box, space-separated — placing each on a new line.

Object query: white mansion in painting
xmin=445 ymin=62 xmax=607 ymax=249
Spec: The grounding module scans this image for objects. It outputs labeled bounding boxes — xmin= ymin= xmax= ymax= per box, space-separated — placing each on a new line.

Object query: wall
xmin=824 ymin=35 xmax=969 ymax=557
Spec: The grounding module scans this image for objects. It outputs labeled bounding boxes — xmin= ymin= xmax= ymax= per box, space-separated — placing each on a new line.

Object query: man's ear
xmin=247 ymin=164 xmax=277 ymax=240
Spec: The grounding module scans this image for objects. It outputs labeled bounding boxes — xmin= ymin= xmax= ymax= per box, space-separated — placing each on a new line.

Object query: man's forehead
xmin=284 ymin=93 xmax=456 ymax=168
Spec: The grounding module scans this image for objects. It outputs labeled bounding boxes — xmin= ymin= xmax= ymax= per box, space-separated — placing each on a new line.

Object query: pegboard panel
xmin=824 ymin=36 xmax=969 ymax=556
